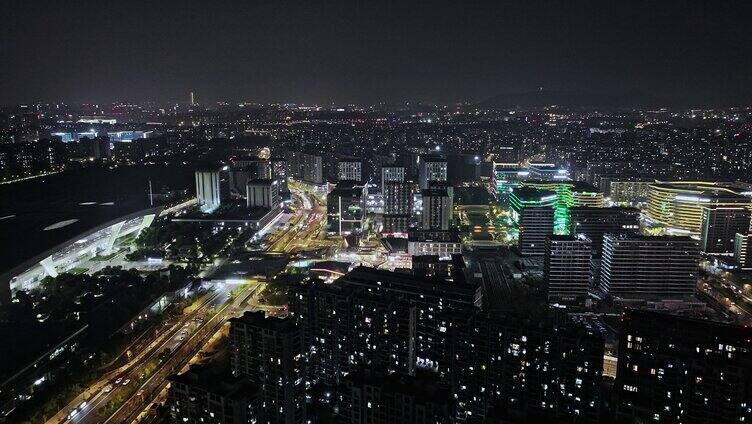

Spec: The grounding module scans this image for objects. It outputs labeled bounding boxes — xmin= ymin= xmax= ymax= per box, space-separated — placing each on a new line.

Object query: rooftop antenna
xmin=149 ymin=179 xmax=154 ymax=206
xmin=190 ymin=91 xmax=195 ymax=106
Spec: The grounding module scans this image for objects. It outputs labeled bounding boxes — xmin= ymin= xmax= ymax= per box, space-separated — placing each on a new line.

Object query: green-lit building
xmin=508 ymin=187 xmax=557 ymax=256
xmin=510 ymin=181 xmax=604 ymax=235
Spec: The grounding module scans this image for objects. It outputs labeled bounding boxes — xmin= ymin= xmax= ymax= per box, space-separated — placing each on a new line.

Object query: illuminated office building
xmin=646 ymin=182 xmax=752 ymax=234
xmin=599 ymin=233 xmax=700 ymax=300
xmin=383 ymin=180 xmax=413 ymax=234
xmin=246 ymin=179 xmax=280 ymax=209
xmin=544 ymin=234 xmax=592 ymax=301
xmin=270 ymin=157 xmax=289 ymax=198
xmin=509 ymin=187 xmax=557 ymax=255
xmin=520 ymin=181 xmax=604 ymax=234
xmin=608 ymin=180 xmax=652 ymax=204
xmin=327 ymin=182 xmax=366 ymax=235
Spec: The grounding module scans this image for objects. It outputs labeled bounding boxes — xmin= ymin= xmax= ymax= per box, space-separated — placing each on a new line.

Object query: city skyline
xmin=2 ymin=2 xmax=752 ymax=424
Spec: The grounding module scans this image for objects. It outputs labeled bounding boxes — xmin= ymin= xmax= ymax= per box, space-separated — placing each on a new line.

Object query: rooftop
xmin=169 ymin=363 xmax=258 ymax=399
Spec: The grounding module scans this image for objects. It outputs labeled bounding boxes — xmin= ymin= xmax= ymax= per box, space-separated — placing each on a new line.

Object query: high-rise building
xmin=327 ymin=182 xmax=366 ymax=235
xmin=291 ymin=267 xmax=480 ymax=388
xmin=509 ymin=187 xmax=557 ymax=256
xmin=301 ymin=152 xmax=323 ymax=185
xmin=569 ymin=207 xmax=640 ymax=256
xmin=338 ymin=158 xmax=363 ymax=183
xmin=381 ymin=165 xmax=406 ymax=193
xmin=86 ymin=136 xmax=111 ymax=159
xmin=228 ymin=157 xmax=272 ymax=197
xmin=284 ymin=150 xmax=302 ymax=180
xmin=599 ymin=233 xmax=700 ymax=300
xmin=646 ymin=181 xmax=752 ymax=234
xmin=383 ymin=180 xmax=413 ymax=234
xmin=544 ymin=234 xmax=592 ymax=301
xmin=700 ymin=206 xmax=751 ymax=254
xmin=734 ymin=233 xmax=752 ymax=269
xmin=421 ymin=186 xmax=452 ymax=230
xmin=418 ymin=155 xmax=447 ymax=190
xmin=195 ymin=168 xmax=221 ymax=213
xmin=453 ymin=312 xmax=605 ymax=423
xmin=338 ymin=369 xmax=452 ymax=424
xmin=246 ymin=178 xmax=280 ymax=209
xmin=519 ymin=207 xmax=555 ymax=256
xmin=229 ymin=311 xmax=305 ymax=424
xmin=447 ymin=153 xmax=482 ymax=185
xmin=614 ymin=309 xmax=752 ymax=423
xmin=289 ymin=268 xmax=605 ymax=423
xmin=167 ymin=364 xmax=260 ymax=424
xmin=270 ymin=157 xmax=289 ymax=199
xmin=518 ymin=181 xmax=604 ymax=233
xmin=231 ymin=156 xmax=272 ymax=178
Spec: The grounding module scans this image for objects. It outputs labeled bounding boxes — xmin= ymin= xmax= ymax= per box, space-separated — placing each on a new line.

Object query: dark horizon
xmin=2 ymin=0 xmax=752 ymax=107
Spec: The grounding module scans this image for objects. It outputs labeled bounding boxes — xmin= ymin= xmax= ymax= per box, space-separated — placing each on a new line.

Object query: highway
xmin=104 ymin=282 xmax=261 ymax=423
xmin=268 ymin=190 xmax=329 ymax=254
xmin=53 ymin=284 xmax=236 ymax=424
xmin=47 ymin=182 xmax=327 ymax=424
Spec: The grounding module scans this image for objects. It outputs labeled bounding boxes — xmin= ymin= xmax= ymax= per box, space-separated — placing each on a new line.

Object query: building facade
xmin=544 ymin=235 xmax=592 ymax=301
xmin=418 ymin=155 xmax=448 ymax=190
xmin=614 ymin=309 xmax=752 ymax=423
xmin=646 ymin=182 xmax=752 ymax=234
xmin=699 ymin=206 xmax=751 ymax=255
xmin=569 ymin=207 xmax=640 ymax=256
xmin=420 ymin=186 xmax=452 ymax=231
xmin=383 ymin=180 xmax=414 ymax=234
xmin=195 ymin=169 xmax=221 ymax=213
xmin=229 ymin=311 xmax=305 ymax=424
xmin=326 ymin=183 xmax=366 ymax=235
xmin=338 ymin=158 xmax=363 ymax=183
xmin=599 ymin=234 xmax=700 ymax=300
xmin=246 ymin=178 xmax=280 ymax=209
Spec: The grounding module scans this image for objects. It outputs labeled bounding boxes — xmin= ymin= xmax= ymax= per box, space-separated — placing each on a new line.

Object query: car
xmin=103 ymin=384 xmax=113 ymax=393
xmin=114 ymin=377 xmax=123 ymax=385
xmin=122 ymin=379 xmax=131 ymax=386
xmin=68 ymin=408 xmax=79 ymax=419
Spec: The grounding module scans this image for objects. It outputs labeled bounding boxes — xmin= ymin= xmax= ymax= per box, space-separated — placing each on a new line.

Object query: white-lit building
xmin=196 ymin=169 xmax=221 ymax=213
xmin=246 ymin=179 xmax=280 ymax=209
xmin=734 ymin=233 xmax=751 ymax=269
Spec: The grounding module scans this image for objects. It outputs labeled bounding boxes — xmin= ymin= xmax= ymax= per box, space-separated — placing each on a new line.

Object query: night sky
xmin=1 ymin=0 xmax=751 ymax=106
